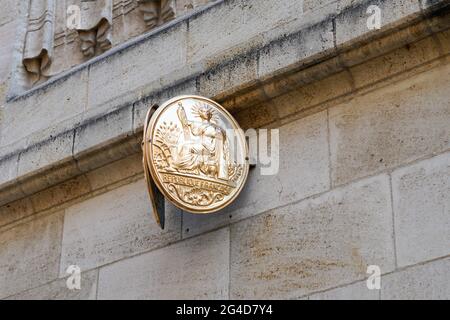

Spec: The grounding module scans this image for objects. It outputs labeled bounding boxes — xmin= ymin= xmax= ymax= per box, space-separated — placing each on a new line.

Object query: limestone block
xmin=329 ymin=63 xmax=450 ymax=186
xmin=273 ymin=71 xmax=354 ymax=120
xmin=260 ymin=56 xmax=344 ymax=101
xmin=85 ymin=153 xmax=143 ymax=191
xmin=0 ymin=0 xmax=19 ymax=26
xmin=0 ymin=154 xmax=18 ymax=186
xmin=303 ymin=0 xmax=337 ymax=13
xmin=17 ymin=130 xmax=74 ymax=178
xmin=175 ymin=0 xmax=211 ymax=15
xmin=73 ymin=105 xmax=133 ymax=156
xmin=87 ymin=22 xmax=187 ymax=111
xmin=75 ymin=134 xmax=141 ymax=174
xmin=335 ymin=0 xmax=422 ymax=47
xmin=187 ymin=0 xmax=304 ymax=64
xmin=0 ymin=21 xmax=15 ymax=84
xmin=0 ymin=198 xmax=35 ymax=228
xmin=97 ymin=228 xmax=229 ymax=299
xmin=0 ymin=212 xmax=63 ymax=299
xmin=7 ymin=269 xmax=98 ymax=300
xmin=308 ymin=280 xmax=380 ymax=300
xmin=132 ymin=79 xmax=197 ymax=132
xmin=420 ymin=0 xmax=450 ymax=10
xmin=349 ymin=35 xmax=442 ymax=89
xmin=392 ymin=152 xmax=450 ymax=267
xmin=232 ymin=100 xmax=280 ymax=129
xmin=197 ymin=52 xmax=258 ymax=99
xmin=229 ymin=175 xmax=395 ymax=299
xmin=59 ymin=179 xmax=181 ymax=275
xmin=29 ymin=174 xmax=92 ymax=213
xmin=258 ymin=20 xmax=334 ymax=80
xmin=16 ymin=145 xmax=83 ymax=197
xmin=435 ymin=28 xmax=450 ymax=55
xmin=0 ymin=69 xmax=88 ymax=149
xmin=182 ymin=111 xmax=330 ymax=238
xmin=381 ymin=258 xmax=450 ymax=299
xmin=0 ymin=81 xmax=7 ymax=104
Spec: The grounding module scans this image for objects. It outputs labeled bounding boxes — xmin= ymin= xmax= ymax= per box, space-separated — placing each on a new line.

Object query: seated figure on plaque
xmin=172 ymin=102 xmax=230 ymax=181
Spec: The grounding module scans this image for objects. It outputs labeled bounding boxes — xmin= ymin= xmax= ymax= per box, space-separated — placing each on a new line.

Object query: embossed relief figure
xmin=172 ymin=102 xmax=230 ymax=180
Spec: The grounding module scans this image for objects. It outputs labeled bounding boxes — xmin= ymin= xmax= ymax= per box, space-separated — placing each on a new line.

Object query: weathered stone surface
xmin=0 ymin=69 xmax=88 ymax=149
xmin=435 ymin=28 xmax=450 ymax=55
xmin=261 ymin=0 xmax=338 ymax=54
xmin=0 ymin=81 xmax=7 ymax=104
xmin=232 ymin=99 xmax=280 ymax=129
xmin=349 ymin=35 xmax=442 ymax=89
xmin=183 ymin=111 xmax=330 ymax=238
xmin=329 ymin=63 xmax=450 ymax=186
xmin=0 ymin=184 xmax=25 ymax=208
xmin=273 ymin=70 xmax=354 ymax=120
xmin=59 ymin=179 xmax=181 ymax=275
xmin=175 ymin=0 xmax=211 ymax=15
xmin=392 ymin=152 xmax=450 ymax=267
xmin=0 ymin=21 xmax=15 ymax=84
xmin=187 ymin=0 xmax=304 ymax=64
xmin=0 ymin=154 xmax=18 ymax=186
xmin=230 ymin=175 xmax=395 ymax=299
xmin=381 ymin=257 xmax=450 ymax=299
xmin=197 ymin=52 xmax=258 ymax=99
xmin=420 ymin=0 xmax=450 ymax=10
xmin=7 ymin=269 xmax=98 ymax=300
xmin=97 ymin=228 xmax=229 ymax=300
xmin=258 ymin=20 xmax=334 ymax=79
xmin=260 ymin=56 xmax=344 ymax=101
xmin=335 ymin=0 xmax=421 ymax=47
xmin=0 ymin=198 xmax=35 ymax=228
xmin=132 ymin=79 xmax=197 ymax=132
xmin=29 ymin=175 xmax=92 ymax=213
xmin=88 ymin=22 xmax=187 ymax=111
xmin=85 ymin=153 xmax=143 ymax=191
xmin=0 ymin=212 xmax=63 ymax=299
xmin=0 ymin=0 xmax=18 ymax=26
xmin=74 ymin=105 xmax=133 ymax=156
xmin=1 ymin=0 xmax=446 ymax=205
xmin=17 ymin=131 xmax=74 ymax=177
xmin=75 ymin=134 xmax=141 ymax=174
xmin=308 ymin=280 xmax=380 ymax=300
xmin=0 ymin=0 xmax=448 ymax=301
xmin=303 ymin=0 xmax=336 ymax=13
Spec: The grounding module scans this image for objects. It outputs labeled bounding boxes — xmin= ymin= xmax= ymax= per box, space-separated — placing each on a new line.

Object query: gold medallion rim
xmin=145 ymin=95 xmax=250 ymax=214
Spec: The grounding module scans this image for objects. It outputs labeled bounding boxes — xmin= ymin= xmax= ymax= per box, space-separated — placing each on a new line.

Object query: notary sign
xmin=142 ymin=95 xmax=249 ymax=228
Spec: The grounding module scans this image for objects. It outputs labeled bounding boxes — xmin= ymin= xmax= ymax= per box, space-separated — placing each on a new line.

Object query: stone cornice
xmin=0 ymin=0 xmax=449 ymax=207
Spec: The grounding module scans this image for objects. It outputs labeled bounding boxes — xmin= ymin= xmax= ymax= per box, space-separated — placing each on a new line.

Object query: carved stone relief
xmin=139 ymin=0 xmax=174 ymax=29
xmin=77 ymin=0 xmax=112 ymax=58
xmin=20 ymin=0 xmax=211 ymax=88
xmin=22 ymin=0 xmax=55 ymax=84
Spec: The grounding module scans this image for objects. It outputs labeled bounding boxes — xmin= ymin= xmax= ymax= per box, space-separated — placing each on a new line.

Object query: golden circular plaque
xmin=143 ymin=95 xmax=249 ymax=219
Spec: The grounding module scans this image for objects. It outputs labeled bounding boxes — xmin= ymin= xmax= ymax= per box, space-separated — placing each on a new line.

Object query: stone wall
xmin=0 ymin=0 xmax=21 ymax=103
xmin=0 ymin=0 xmax=449 ymax=299
xmin=4 ymin=0 xmax=215 ymax=94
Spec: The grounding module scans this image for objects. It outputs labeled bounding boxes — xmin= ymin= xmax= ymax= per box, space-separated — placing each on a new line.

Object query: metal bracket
xmin=142 ymin=104 xmax=166 ymax=229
